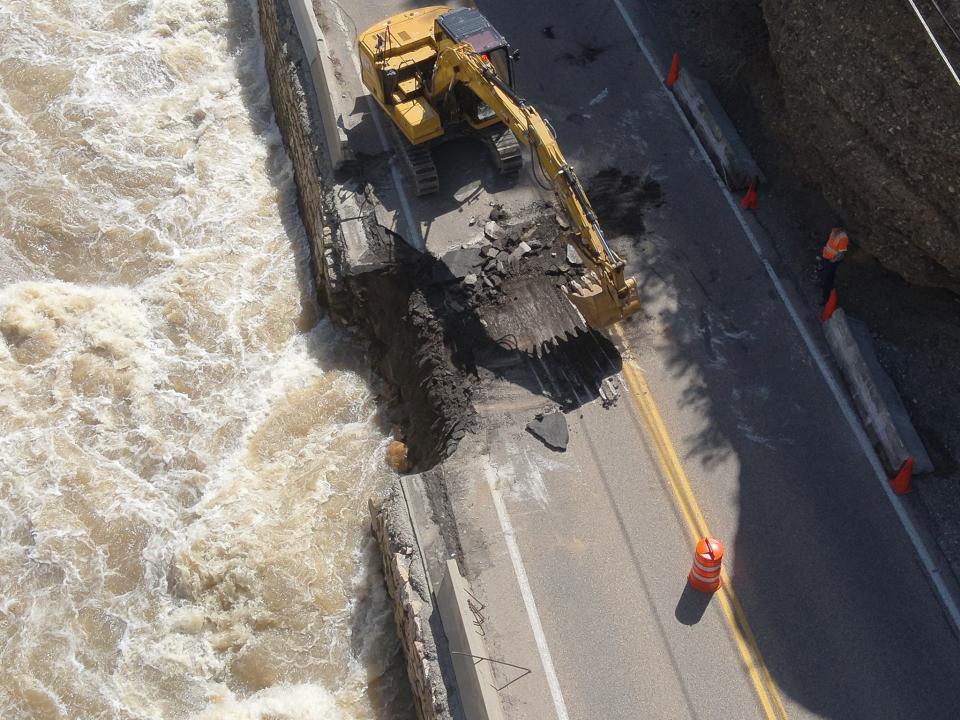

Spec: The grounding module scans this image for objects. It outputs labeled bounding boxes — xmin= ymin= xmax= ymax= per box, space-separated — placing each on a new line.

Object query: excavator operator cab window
xmin=436 ymin=8 xmax=515 ymax=87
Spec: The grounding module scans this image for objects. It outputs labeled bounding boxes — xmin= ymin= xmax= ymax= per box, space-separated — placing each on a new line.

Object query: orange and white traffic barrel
xmin=688 ymin=537 xmax=724 ymax=593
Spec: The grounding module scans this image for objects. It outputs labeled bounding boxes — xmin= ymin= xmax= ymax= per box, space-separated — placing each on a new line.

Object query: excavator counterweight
xmin=359 ymin=6 xmax=641 ymax=332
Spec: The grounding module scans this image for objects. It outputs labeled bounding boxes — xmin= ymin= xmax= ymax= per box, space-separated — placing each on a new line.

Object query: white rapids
xmin=0 ymin=0 xmax=410 ymax=717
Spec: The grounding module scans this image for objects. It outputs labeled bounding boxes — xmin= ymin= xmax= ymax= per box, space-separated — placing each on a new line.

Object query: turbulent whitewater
xmin=0 ymin=0 xmax=410 ymax=717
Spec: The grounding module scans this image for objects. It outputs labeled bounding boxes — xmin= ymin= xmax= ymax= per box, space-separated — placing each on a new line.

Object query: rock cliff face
xmin=762 ymin=0 xmax=960 ymax=291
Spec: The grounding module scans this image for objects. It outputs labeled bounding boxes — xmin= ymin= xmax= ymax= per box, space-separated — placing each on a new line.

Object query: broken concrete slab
xmin=453 ymin=179 xmax=481 ymax=202
xmin=526 ymin=411 xmax=569 ymax=451
xmin=441 ymin=247 xmax=484 ymax=279
xmin=484 ymin=220 xmax=509 ymax=242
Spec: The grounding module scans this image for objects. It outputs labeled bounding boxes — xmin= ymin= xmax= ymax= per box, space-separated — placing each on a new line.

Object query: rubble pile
xmin=436 ymin=203 xmax=590 ymax=312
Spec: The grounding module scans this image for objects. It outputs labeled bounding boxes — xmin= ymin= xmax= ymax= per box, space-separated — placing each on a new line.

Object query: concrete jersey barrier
xmin=437 ymin=560 xmax=506 ymax=720
xmin=285 ymin=0 xmax=351 ymax=168
xmin=823 ymin=308 xmax=931 ymax=474
xmin=670 ymin=70 xmax=763 ymax=192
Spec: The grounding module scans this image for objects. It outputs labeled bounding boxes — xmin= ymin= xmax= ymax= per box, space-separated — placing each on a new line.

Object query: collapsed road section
xmin=259 ymin=0 xmax=625 ymax=467
xmin=257 ymin=0 xmax=635 ymax=717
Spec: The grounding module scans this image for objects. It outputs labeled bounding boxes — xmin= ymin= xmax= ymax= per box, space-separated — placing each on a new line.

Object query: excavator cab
xmin=434 ymin=8 xmax=515 ymax=89
xmin=434 ymin=9 xmax=517 ymax=128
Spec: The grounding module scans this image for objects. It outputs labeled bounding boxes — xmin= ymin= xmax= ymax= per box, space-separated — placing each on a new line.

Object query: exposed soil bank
xmin=763 ymin=0 xmax=960 ymax=292
xmin=348 ymin=267 xmax=477 ymax=469
xmin=642 ymin=0 xmax=960 ymax=573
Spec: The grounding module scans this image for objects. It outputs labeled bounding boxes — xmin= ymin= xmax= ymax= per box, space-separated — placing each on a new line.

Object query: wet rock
xmin=566 ymin=244 xmax=583 ymax=266
xmin=526 ymin=411 xmax=569 ymax=451
xmin=386 ymin=440 xmax=411 ymax=472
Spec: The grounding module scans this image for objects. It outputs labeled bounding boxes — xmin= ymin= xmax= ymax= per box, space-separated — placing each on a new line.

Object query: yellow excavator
xmin=358 ymin=5 xmax=640 ymax=330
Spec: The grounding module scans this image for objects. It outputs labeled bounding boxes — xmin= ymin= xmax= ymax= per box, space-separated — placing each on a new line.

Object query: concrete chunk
xmin=566 ymin=244 xmax=583 ymax=266
xmin=526 ymin=411 xmax=569 ymax=451
xmin=510 ymin=241 xmax=532 ymax=260
xmin=484 ymin=220 xmax=508 ymax=242
xmin=441 ymin=247 xmax=484 ymax=279
xmin=454 ymin=180 xmax=481 ymax=202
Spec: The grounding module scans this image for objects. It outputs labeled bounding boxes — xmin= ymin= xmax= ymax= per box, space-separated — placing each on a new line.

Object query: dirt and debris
xmin=562 ymin=42 xmax=609 ymax=67
xmin=588 ymin=167 xmax=663 ymax=239
xmin=341 ymin=203 xmax=600 ymax=469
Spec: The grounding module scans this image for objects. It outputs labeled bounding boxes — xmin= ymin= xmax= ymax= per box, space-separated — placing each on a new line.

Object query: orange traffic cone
xmin=820 ymin=288 xmax=838 ymax=322
xmin=740 ymin=178 xmax=758 ymax=209
xmin=665 ymin=52 xmax=680 ymax=88
xmin=688 ymin=537 xmax=724 ymax=593
xmin=891 ymin=456 xmax=915 ymax=495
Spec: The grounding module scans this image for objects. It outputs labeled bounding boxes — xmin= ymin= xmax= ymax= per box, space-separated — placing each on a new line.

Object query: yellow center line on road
xmin=611 ymin=324 xmax=790 ymax=720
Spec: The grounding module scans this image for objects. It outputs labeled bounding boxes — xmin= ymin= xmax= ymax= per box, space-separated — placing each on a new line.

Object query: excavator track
xmin=482 ymin=125 xmax=523 ymax=176
xmin=396 ymin=130 xmax=440 ymax=196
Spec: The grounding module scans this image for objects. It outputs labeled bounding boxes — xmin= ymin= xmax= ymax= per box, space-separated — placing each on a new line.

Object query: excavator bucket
xmin=565 ymin=272 xmax=642 ymax=330
xmin=478 ymin=275 xmax=590 ymax=356
xmin=477 ymin=270 xmax=641 ymax=356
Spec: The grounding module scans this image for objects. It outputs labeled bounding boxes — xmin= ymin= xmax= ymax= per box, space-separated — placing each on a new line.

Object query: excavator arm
xmin=430 ymin=43 xmax=641 ymax=328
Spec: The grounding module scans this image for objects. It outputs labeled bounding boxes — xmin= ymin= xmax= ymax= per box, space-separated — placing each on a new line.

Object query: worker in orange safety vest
xmin=817 ymin=227 xmax=849 ymax=303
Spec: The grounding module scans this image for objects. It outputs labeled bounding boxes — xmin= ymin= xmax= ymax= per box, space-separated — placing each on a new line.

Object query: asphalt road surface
xmin=319 ymin=0 xmax=960 ymax=717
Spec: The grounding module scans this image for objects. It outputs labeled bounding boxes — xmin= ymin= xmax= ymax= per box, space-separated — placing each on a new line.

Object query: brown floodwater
xmin=0 ymin=0 xmax=410 ymax=717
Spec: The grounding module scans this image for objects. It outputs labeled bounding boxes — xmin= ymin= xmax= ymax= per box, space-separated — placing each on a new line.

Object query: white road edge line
xmin=328 ymin=3 xmax=423 ymax=249
xmin=484 ymin=464 xmax=571 ymax=720
xmin=611 ymin=0 xmax=960 ymax=635
xmin=905 ymin=0 xmax=960 ymax=89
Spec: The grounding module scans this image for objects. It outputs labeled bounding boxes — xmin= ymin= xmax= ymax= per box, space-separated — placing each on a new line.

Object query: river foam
xmin=0 ymin=0 xmax=409 ymax=717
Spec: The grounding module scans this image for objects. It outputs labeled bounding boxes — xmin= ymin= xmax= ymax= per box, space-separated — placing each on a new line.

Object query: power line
xmin=905 ymin=0 xmax=960 ymax=89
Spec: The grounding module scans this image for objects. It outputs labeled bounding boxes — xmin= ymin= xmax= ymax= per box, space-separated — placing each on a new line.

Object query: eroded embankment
xmin=255 ymin=2 xmax=466 ymax=717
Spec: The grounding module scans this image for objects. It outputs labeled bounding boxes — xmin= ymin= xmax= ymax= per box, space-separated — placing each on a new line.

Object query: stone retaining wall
xmin=256 ymin=0 xmax=346 ymax=311
xmin=370 ymin=487 xmax=453 ymax=720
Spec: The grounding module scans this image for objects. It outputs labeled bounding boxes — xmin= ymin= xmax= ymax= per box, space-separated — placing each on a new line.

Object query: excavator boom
xmin=429 ymin=43 xmax=641 ymax=328
xmin=359 ymin=6 xmax=641 ymax=330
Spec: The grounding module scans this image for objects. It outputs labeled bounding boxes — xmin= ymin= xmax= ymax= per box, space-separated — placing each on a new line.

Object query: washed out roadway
xmin=317 ymin=0 xmax=960 ymax=717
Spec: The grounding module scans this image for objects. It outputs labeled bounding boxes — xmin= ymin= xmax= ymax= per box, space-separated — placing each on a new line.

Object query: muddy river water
xmin=0 ymin=0 xmax=410 ymax=717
